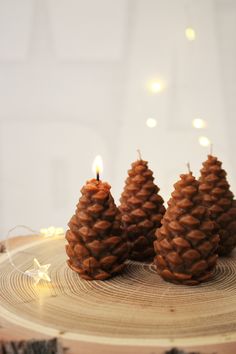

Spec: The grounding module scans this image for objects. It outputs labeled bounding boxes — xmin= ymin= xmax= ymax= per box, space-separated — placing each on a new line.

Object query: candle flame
xmin=92 ymin=155 xmax=103 ymax=178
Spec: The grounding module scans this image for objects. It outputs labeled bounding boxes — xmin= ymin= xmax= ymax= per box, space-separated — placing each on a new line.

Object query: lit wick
xmin=92 ymin=155 xmax=103 ymax=182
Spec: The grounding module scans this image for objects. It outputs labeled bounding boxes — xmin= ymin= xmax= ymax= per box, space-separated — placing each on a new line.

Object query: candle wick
xmin=137 ymin=149 xmax=142 ymax=160
xmin=210 ymin=143 xmax=213 ymax=155
xmin=187 ymin=162 xmax=191 ymax=173
xmin=96 ymin=172 xmax=99 ymax=181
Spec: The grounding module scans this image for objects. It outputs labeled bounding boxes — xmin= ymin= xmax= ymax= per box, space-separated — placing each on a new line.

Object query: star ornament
xmin=25 ymin=258 xmax=51 ymax=285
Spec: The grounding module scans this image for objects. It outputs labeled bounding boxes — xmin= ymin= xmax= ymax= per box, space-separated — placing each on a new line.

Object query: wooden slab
xmin=0 ymin=236 xmax=236 ymax=354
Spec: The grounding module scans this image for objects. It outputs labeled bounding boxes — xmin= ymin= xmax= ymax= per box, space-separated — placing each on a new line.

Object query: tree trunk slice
xmin=0 ymin=236 xmax=236 ymax=354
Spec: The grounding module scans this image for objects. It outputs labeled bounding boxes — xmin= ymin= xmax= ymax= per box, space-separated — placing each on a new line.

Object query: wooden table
xmin=0 ymin=235 xmax=236 ymax=354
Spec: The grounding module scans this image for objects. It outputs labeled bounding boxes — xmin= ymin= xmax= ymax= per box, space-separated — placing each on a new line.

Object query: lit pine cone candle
xmin=66 ymin=159 xmax=128 ymax=281
xmin=119 ymin=152 xmax=166 ymax=261
xmin=199 ymin=154 xmax=236 ymax=256
xmin=154 ymin=168 xmax=219 ymax=285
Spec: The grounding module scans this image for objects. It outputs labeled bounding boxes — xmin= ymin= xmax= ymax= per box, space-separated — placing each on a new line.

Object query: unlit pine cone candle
xmin=65 ymin=156 xmax=129 ymax=280
xmin=154 ymin=164 xmax=219 ymax=285
xmin=199 ymin=154 xmax=236 ymax=256
xmin=119 ymin=150 xmax=166 ymax=262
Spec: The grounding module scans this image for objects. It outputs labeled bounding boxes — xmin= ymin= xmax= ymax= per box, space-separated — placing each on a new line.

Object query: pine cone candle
xmin=66 ymin=179 xmax=129 ymax=280
xmin=199 ymin=155 xmax=236 ymax=256
xmin=154 ymin=171 xmax=219 ymax=285
xmin=119 ymin=154 xmax=166 ymax=261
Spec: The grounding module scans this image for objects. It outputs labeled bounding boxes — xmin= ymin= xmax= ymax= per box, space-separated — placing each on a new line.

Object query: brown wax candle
xmin=199 ymin=154 xmax=236 ymax=256
xmin=65 ymin=179 xmax=128 ymax=280
xmin=154 ymin=171 xmax=219 ymax=285
xmin=119 ymin=156 xmax=166 ymax=262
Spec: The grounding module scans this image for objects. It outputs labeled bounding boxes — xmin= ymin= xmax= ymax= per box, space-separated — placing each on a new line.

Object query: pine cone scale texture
xmin=66 ymin=179 xmax=128 ymax=280
xmin=154 ymin=173 xmax=219 ymax=285
xmin=199 ymin=155 xmax=236 ymax=256
xmin=119 ymin=159 xmax=166 ymax=262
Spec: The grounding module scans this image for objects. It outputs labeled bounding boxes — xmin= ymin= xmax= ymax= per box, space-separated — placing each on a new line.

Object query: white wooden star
xmin=25 ymin=258 xmax=51 ymax=285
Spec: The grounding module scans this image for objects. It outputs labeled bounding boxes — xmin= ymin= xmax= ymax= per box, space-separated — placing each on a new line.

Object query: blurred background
xmin=0 ymin=0 xmax=236 ymax=238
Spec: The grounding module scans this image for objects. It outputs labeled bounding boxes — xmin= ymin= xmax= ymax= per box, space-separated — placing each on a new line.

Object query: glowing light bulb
xmin=40 ymin=228 xmax=48 ymax=236
xmin=199 ymin=136 xmax=211 ymax=147
xmin=192 ymin=118 xmax=207 ymax=129
xmin=146 ymin=118 xmax=157 ymax=128
xmin=147 ymin=79 xmax=164 ymax=94
xmin=25 ymin=258 xmax=51 ymax=285
xmin=92 ymin=155 xmax=103 ymax=180
xmin=185 ymin=27 xmax=196 ymax=41
xmin=40 ymin=227 xmax=64 ymax=237
xmin=54 ymin=227 xmax=65 ymax=236
xmin=151 ymin=82 xmax=162 ymax=92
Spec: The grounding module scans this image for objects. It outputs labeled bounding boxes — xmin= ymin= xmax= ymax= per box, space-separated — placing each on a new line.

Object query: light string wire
xmin=5 ymin=225 xmax=39 ymax=275
xmin=4 ymin=225 xmax=60 ymax=284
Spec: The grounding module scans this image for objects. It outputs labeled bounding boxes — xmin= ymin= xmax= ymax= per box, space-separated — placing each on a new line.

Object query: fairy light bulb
xmin=146 ymin=118 xmax=157 ymax=128
xmin=192 ymin=118 xmax=207 ymax=129
xmin=40 ymin=227 xmax=64 ymax=237
xmin=25 ymin=258 xmax=51 ymax=285
xmin=150 ymin=81 xmax=162 ymax=93
xmin=199 ymin=136 xmax=211 ymax=147
xmin=185 ymin=27 xmax=196 ymax=41
xmin=147 ymin=79 xmax=164 ymax=94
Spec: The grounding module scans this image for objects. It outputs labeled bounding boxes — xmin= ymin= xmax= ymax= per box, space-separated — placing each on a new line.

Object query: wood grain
xmin=0 ymin=236 xmax=236 ymax=354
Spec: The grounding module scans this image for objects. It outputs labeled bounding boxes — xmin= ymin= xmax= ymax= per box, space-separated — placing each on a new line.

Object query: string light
xmin=5 ymin=225 xmax=54 ymax=284
xmin=192 ymin=118 xmax=207 ymax=129
xmin=148 ymin=80 xmax=163 ymax=93
xmin=146 ymin=118 xmax=157 ymax=128
xmin=151 ymin=82 xmax=162 ymax=92
xmin=25 ymin=258 xmax=51 ymax=285
xmin=199 ymin=136 xmax=211 ymax=147
xmin=185 ymin=27 xmax=196 ymax=41
xmin=40 ymin=226 xmax=64 ymax=237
